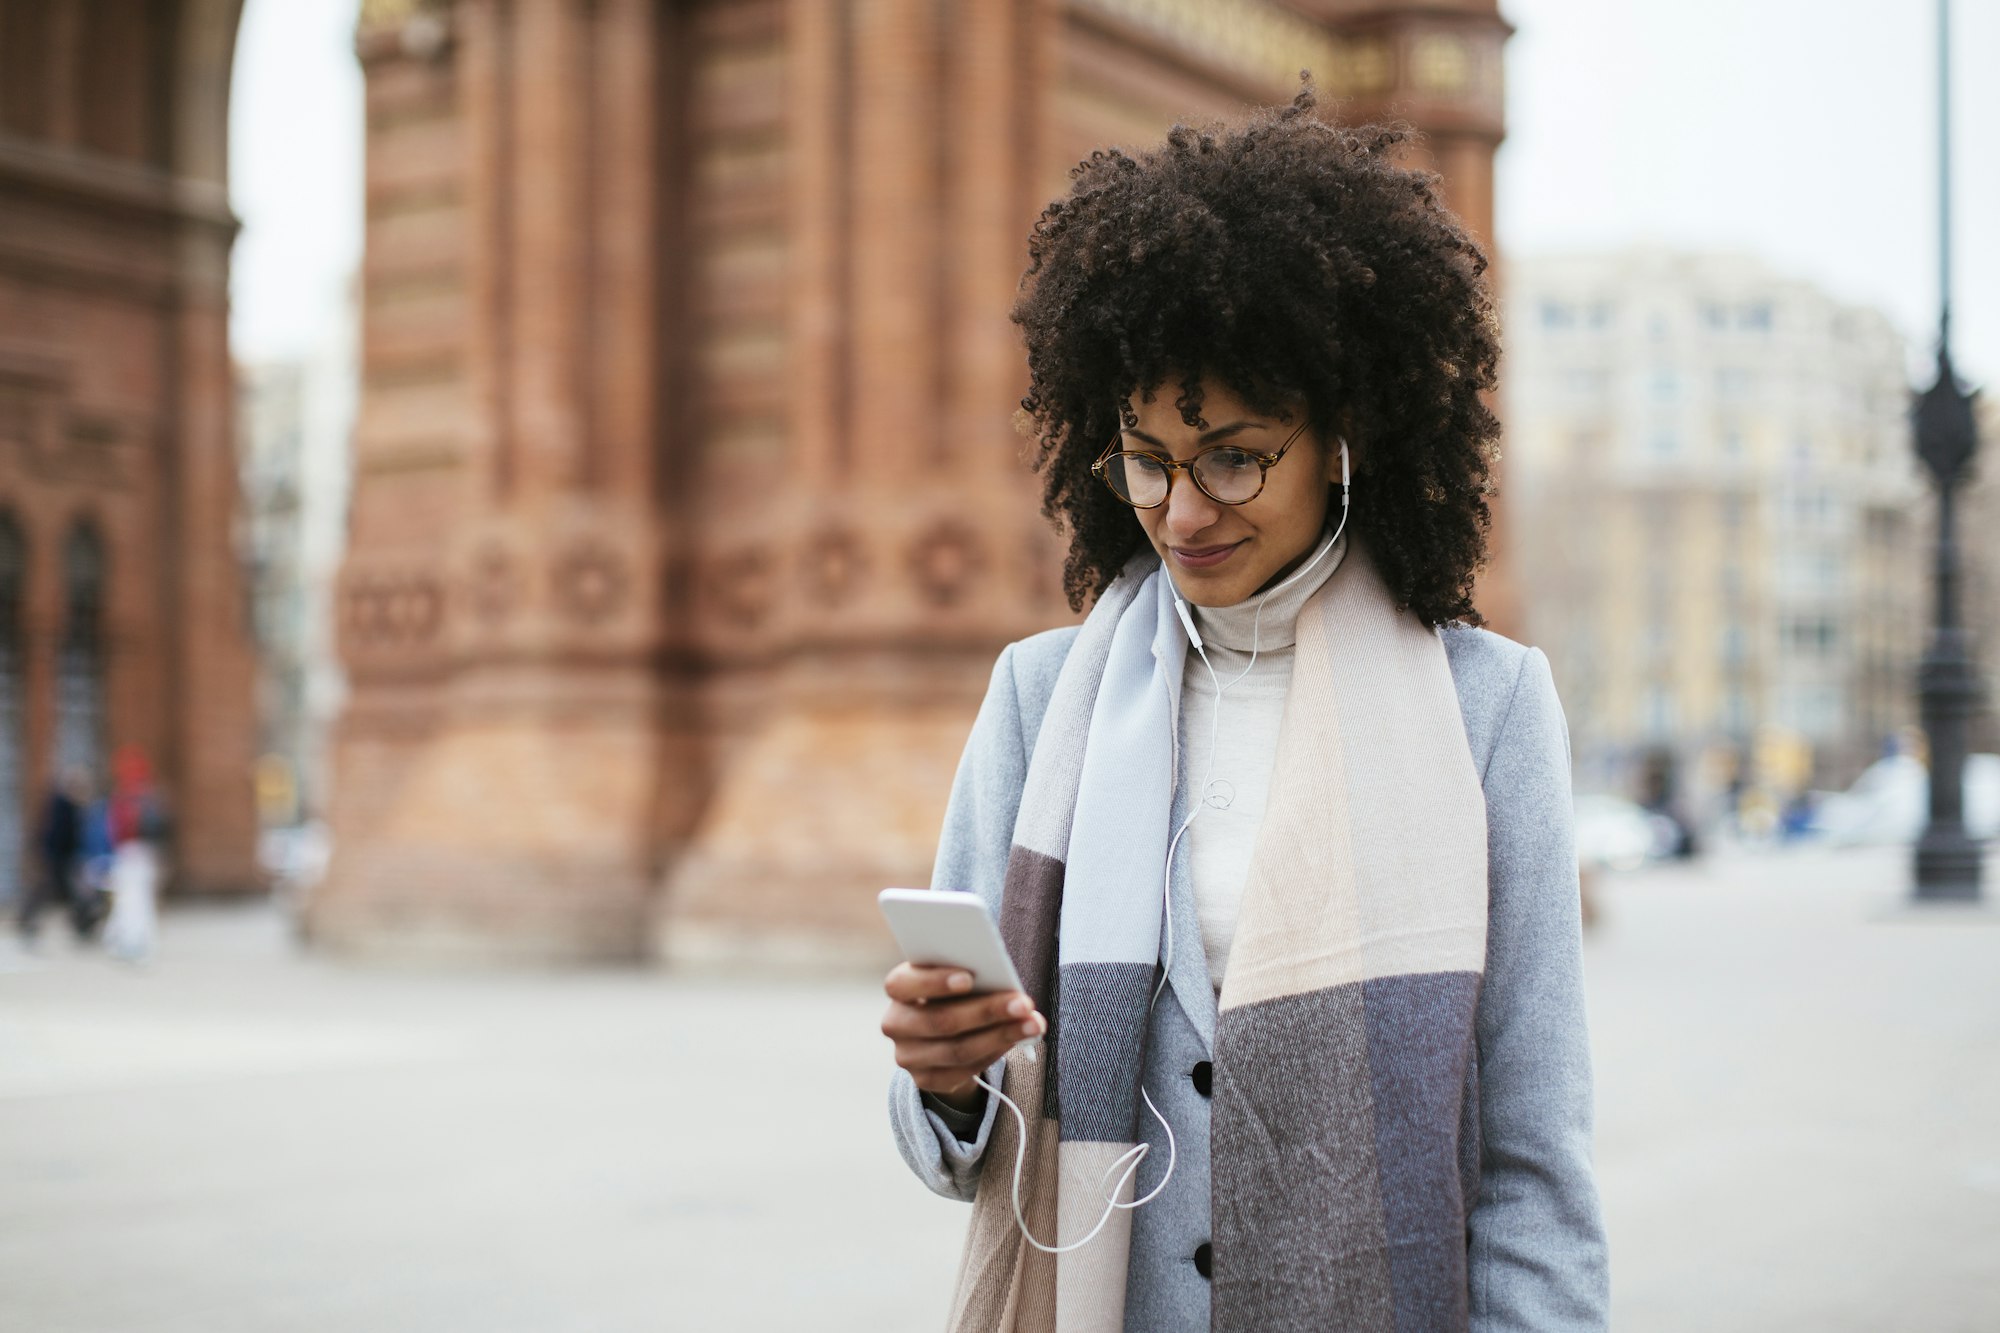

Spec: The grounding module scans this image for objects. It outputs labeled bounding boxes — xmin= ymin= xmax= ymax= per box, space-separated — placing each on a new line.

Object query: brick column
xmin=312 ymin=0 xmax=668 ymax=962
xmin=165 ymin=0 xmax=260 ymax=894
xmin=652 ymin=0 xmax=1066 ymax=967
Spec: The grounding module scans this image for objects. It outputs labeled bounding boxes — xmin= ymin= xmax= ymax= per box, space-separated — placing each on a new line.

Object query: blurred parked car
xmin=1573 ymin=793 xmax=1673 ymax=871
xmin=1817 ymin=754 xmax=2000 ymax=846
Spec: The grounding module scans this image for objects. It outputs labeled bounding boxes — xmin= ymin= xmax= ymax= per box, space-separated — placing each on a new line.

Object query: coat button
xmin=1191 ymin=1060 xmax=1212 ymax=1097
xmin=1194 ymin=1242 xmax=1213 ymax=1279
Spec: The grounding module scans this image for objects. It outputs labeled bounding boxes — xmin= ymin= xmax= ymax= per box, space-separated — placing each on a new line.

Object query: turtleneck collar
xmin=1188 ymin=529 xmax=1346 ymax=653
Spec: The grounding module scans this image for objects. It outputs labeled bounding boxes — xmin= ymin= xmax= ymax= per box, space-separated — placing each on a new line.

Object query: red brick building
xmin=0 ymin=0 xmax=262 ymax=903
xmin=312 ymin=0 xmax=1510 ymax=964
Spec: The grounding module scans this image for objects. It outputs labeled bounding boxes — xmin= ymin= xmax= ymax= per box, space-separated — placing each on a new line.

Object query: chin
xmin=1169 ymin=567 xmax=1261 ymax=608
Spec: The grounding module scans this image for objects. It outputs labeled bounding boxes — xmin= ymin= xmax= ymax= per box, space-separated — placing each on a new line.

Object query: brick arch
xmin=0 ymin=0 xmax=260 ymax=896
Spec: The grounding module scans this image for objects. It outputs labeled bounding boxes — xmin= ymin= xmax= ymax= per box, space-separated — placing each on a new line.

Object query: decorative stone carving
xmin=801 ymin=528 xmax=868 ymax=606
xmin=908 ymin=520 xmax=985 ymax=609
xmin=710 ymin=547 xmax=777 ymax=629
xmin=1079 ymin=0 xmax=1345 ymax=93
xmin=552 ymin=541 xmax=630 ymax=627
xmin=0 ymin=370 xmax=134 ymax=489
xmin=468 ymin=545 xmax=518 ymax=627
xmin=345 ymin=570 xmax=444 ymax=648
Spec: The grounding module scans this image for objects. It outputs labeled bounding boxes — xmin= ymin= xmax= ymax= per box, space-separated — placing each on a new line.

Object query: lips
xmin=1170 ymin=540 xmax=1245 ymax=570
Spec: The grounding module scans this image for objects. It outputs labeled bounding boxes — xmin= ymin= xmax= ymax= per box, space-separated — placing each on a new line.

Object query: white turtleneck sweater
xmin=1179 ymin=530 xmax=1346 ymax=994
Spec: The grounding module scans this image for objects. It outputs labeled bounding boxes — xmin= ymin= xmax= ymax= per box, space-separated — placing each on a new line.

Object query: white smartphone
xmin=877 ymin=888 xmax=1027 ymax=995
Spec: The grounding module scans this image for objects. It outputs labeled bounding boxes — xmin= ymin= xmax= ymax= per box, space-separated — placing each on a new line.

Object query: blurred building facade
xmin=236 ymin=290 xmax=356 ymax=829
xmin=0 ymin=0 xmax=262 ymax=901
xmin=312 ymin=0 xmax=1513 ymax=962
xmin=1505 ymin=249 xmax=1923 ymax=809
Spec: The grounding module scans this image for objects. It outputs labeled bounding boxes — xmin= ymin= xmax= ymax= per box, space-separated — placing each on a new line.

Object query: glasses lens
xmin=1193 ymin=448 xmax=1263 ymax=504
xmin=1105 ymin=453 xmax=1169 ymax=507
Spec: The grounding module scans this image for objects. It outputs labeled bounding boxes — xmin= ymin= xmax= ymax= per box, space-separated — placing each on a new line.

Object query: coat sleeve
xmin=887 ymin=643 xmax=1030 ymax=1202
xmin=1467 ymin=647 xmax=1612 ymax=1330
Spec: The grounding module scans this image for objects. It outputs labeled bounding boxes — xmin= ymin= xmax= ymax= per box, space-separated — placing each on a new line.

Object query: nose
xmin=1160 ymin=470 xmax=1222 ymax=542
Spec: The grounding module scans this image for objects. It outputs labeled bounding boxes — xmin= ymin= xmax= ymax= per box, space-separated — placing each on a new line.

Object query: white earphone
xmin=1174 ymin=438 xmax=1350 ymax=646
xmin=977 ymin=435 xmax=1353 ymax=1255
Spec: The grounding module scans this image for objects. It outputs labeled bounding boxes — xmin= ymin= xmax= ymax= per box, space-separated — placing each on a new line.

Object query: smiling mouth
xmin=1169 ymin=541 xmax=1245 ymax=569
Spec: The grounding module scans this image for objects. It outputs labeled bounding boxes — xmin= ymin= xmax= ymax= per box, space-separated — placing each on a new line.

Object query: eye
xmin=1127 ymin=454 xmax=1170 ymax=474
xmin=1205 ymin=448 xmax=1257 ymax=471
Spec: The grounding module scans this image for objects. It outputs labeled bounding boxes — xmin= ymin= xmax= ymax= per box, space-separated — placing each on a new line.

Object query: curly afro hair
xmin=1012 ymin=81 xmax=1500 ymax=625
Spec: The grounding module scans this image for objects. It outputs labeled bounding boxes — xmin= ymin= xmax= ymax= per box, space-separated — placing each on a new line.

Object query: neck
xmin=1189 ymin=529 xmax=1345 ymax=653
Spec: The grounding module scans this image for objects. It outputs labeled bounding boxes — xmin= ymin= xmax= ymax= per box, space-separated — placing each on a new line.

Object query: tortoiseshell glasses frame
xmin=1089 ymin=417 xmax=1313 ymax=509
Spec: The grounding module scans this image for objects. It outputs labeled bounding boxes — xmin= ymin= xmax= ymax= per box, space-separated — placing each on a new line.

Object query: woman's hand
xmin=882 ymin=962 xmax=1046 ymax=1112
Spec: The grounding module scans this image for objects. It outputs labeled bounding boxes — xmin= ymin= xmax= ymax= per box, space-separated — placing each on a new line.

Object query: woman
xmin=883 ymin=87 xmax=1607 ymax=1332
xmin=101 ymin=746 xmax=166 ymax=965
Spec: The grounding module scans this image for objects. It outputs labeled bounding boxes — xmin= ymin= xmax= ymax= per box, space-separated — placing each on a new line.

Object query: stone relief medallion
xmin=908 ymin=520 xmax=985 ymax=609
xmin=802 ymin=529 xmax=867 ymax=606
xmin=552 ymin=541 xmax=630 ymax=627
xmin=468 ymin=545 xmax=519 ymax=627
xmin=345 ymin=570 xmax=444 ymax=648
xmin=710 ymin=547 xmax=776 ymax=629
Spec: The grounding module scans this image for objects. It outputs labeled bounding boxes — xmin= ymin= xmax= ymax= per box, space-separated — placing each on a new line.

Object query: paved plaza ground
xmin=2 ymin=843 xmax=1997 ymax=1332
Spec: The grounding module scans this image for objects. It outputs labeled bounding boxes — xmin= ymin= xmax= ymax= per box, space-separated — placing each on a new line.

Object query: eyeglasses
xmin=1090 ymin=418 xmax=1312 ymax=509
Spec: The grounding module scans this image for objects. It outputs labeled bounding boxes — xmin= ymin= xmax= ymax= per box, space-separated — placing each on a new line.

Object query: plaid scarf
xmin=948 ymin=538 xmax=1489 ymax=1331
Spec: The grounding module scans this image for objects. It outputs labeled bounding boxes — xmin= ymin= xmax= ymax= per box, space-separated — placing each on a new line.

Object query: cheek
xmin=1252 ymin=472 xmax=1331 ymax=543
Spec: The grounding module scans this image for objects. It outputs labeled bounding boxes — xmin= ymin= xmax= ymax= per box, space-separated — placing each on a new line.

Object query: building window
xmin=1741 ymin=302 xmax=1773 ymax=332
xmin=0 ymin=513 xmax=22 ymax=908
xmin=1701 ymin=302 xmax=1729 ymax=330
xmin=1587 ymin=301 xmax=1615 ymax=329
xmin=54 ymin=522 xmax=107 ymax=785
xmin=1784 ymin=616 xmax=1838 ymax=656
xmin=1652 ymin=370 xmax=1679 ymax=402
xmin=1540 ymin=300 xmax=1573 ymax=330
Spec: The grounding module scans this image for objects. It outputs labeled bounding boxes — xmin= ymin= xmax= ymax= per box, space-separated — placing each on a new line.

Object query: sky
xmin=1498 ymin=0 xmax=1998 ymax=384
xmin=229 ymin=0 xmax=362 ymax=365
xmin=229 ymin=0 xmax=1998 ymax=388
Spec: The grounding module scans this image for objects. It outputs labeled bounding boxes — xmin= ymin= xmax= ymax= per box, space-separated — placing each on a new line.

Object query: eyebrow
xmin=1119 ymin=420 xmax=1268 ymax=450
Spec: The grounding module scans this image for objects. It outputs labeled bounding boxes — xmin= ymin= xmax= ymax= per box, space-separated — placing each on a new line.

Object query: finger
xmin=913 ymin=990 xmax=1035 ymax=1040
xmin=881 ymin=990 xmax=1034 ymax=1042
xmin=882 ymin=998 xmax=1009 ymax=1044
xmin=896 ymin=1013 xmax=1044 ymax=1073
xmin=884 ymin=961 xmax=979 ymax=1002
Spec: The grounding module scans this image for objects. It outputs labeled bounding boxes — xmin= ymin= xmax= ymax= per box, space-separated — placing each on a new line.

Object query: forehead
xmin=1123 ymin=379 xmax=1269 ymax=428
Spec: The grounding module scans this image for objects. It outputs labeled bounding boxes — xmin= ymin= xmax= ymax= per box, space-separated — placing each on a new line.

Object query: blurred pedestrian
xmin=882 ymin=84 xmax=1606 ymax=1331
xmin=17 ymin=768 xmax=98 ymax=945
xmin=1638 ymin=746 xmax=1700 ymax=860
xmin=78 ymin=781 xmax=115 ymax=899
xmin=100 ymin=746 xmax=168 ymax=964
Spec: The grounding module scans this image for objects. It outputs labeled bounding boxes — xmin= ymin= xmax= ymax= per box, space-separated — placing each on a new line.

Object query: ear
xmin=1333 ymin=408 xmax=1362 ymax=473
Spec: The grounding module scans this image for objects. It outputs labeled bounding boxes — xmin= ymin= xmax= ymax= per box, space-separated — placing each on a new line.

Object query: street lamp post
xmin=1913 ymin=0 xmax=1984 ymax=902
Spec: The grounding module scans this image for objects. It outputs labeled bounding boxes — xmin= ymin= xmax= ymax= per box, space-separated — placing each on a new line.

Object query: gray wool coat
xmin=889 ymin=622 xmax=1610 ymax=1331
